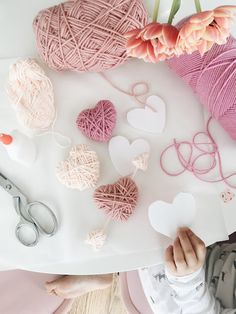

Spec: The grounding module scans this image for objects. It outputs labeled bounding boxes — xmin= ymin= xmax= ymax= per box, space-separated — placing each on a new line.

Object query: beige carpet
xmin=68 ymin=275 xmax=127 ymax=314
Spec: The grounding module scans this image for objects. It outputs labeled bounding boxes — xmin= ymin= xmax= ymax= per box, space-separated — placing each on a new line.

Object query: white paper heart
xmin=109 ymin=136 xmax=150 ymax=176
xmin=127 ymin=95 xmax=166 ymax=133
xmin=148 ymin=193 xmax=196 ymax=239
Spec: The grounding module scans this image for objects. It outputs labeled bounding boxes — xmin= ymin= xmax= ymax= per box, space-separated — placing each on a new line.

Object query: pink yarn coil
xmin=160 ymin=117 xmax=236 ymax=189
xmin=76 ymin=100 xmax=116 ymax=142
xmin=33 ymin=0 xmax=147 ymax=73
xmin=166 ymin=36 xmax=236 ymax=141
xmin=94 ymin=177 xmax=138 ymax=221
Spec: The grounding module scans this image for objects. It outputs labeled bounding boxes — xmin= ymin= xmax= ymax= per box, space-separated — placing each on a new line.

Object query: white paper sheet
xmin=0 ymin=53 xmax=235 ymax=273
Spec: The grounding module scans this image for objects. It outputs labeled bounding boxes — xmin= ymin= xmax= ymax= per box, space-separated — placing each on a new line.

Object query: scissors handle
xmin=15 ymin=219 xmax=39 ymax=247
xmin=14 ymin=196 xmax=39 ymax=246
xmin=27 ymin=202 xmax=58 ymax=237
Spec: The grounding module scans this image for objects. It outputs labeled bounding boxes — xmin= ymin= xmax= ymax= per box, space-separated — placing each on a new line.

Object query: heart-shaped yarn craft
xmin=94 ymin=177 xmax=138 ymax=221
xmin=56 ymin=145 xmax=100 ymax=191
xmin=33 ymin=0 xmax=147 ymax=72
xmin=76 ymin=100 xmax=116 ymax=142
xmin=127 ymin=95 xmax=166 ymax=133
xmin=148 ymin=192 xmax=196 ymax=239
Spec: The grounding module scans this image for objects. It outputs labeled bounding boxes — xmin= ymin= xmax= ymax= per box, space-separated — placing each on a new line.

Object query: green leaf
xmin=168 ymin=0 xmax=181 ymax=25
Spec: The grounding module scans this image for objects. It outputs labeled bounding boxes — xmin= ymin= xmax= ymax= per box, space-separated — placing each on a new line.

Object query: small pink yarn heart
xmin=76 ymin=100 xmax=116 ymax=142
xmin=94 ymin=177 xmax=138 ymax=221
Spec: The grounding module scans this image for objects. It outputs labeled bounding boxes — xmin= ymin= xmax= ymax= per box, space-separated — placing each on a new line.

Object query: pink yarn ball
xmin=33 ymin=0 xmax=147 ymax=73
xmin=76 ymin=100 xmax=116 ymax=142
xmin=166 ymin=36 xmax=236 ymax=141
xmin=94 ymin=177 xmax=138 ymax=221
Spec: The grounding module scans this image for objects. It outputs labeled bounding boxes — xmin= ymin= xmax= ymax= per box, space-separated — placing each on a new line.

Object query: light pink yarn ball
xmin=33 ymin=0 xmax=147 ymax=73
xmin=94 ymin=177 xmax=138 ymax=221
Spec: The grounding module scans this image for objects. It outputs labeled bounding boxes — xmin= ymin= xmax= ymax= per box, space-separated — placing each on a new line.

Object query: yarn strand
xmin=99 ymin=72 xmax=157 ymax=112
xmin=160 ymin=117 xmax=236 ymax=189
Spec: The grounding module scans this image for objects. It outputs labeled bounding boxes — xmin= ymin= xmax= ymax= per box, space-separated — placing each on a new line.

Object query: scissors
xmin=0 ymin=172 xmax=58 ymax=247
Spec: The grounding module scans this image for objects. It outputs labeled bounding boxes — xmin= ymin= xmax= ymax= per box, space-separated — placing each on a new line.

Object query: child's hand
xmin=165 ymin=228 xmax=206 ymax=277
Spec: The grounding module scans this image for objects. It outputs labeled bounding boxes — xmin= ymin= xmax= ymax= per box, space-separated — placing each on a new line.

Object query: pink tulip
xmin=125 ymin=22 xmax=179 ymax=62
xmin=177 ymin=5 xmax=236 ymax=56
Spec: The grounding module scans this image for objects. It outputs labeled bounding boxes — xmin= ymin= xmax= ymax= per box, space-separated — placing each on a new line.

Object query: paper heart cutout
xmin=76 ymin=100 xmax=116 ymax=142
xmin=56 ymin=145 xmax=100 ymax=191
xmin=109 ymin=136 xmax=150 ymax=176
xmin=127 ymin=95 xmax=166 ymax=133
xmin=94 ymin=177 xmax=138 ymax=221
xmin=148 ymin=193 xmax=196 ymax=239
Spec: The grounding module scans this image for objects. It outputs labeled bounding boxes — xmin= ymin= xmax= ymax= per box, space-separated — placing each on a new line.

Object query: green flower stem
xmin=152 ymin=0 xmax=160 ymax=22
xmin=194 ymin=0 xmax=202 ymax=13
xmin=168 ymin=0 xmax=181 ymax=25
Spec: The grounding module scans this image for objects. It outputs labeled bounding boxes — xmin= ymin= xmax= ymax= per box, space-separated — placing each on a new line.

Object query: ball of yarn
xmin=6 ymin=59 xmax=55 ymax=130
xmin=76 ymin=100 xmax=117 ymax=142
xmin=33 ymin=0 xmax=147 ymax=72
xmin=94 ymin=177 xmax=138 ymax=221
xmin=85 ymin=229 xmax=107 ymax=251
xmin=56 ymin=145 xmax=100 ymax=190
xmin=166 ymin=36 xmax=236 ymax=141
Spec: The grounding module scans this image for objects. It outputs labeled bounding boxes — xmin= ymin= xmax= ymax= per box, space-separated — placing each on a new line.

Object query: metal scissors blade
xmin=0 ymin=173 xmax=30 ymax=221
xmin=0 ymin=173 xmax=27 ymax=201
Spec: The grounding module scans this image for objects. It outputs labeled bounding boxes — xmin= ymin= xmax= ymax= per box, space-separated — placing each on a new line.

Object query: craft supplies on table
xmin=0 ymin=55 xmax=235 ymax=274
xmin=0 ymin=0 xmax=236 ymax=275
xmin=0 ymin=130 xmax=36 ymax=166
xmin=0 ymin=172 xmax=58 ymax=246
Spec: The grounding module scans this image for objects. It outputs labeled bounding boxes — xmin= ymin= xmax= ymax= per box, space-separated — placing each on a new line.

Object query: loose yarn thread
xmin=33 ymin=0 xmax=148 ymax=73
xmin=6 ymin=58 xmax=55 ymax=130
xmin=99 ymin=72 xmax=156 ymax=112
xmin=76 ymin=100 xmax=117 ymax=142
xmin=166 ymin=36 xmax=236 ymax=141
xmin=6 ymin=58 xmax=71 ymax=148
xmin=160 ymin=117 xmax=236 ymax=189
xmin=56 ymin=145 xmax=100 ymax=191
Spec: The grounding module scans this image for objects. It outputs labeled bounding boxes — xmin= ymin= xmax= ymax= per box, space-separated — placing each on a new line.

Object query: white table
xmin=0 ymin=0 xmax=236 ymax=275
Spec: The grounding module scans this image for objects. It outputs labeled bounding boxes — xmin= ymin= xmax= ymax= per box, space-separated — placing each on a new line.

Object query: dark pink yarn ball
xmin=76 ymin=100 xmax=116 ymax=142
xmin=33 ymin=0 xmax=147 ymax=73
xmin=94 ymin=177 xmax=139 ymax=221
xmin=166 ymin=36 xmax=236 ymax=141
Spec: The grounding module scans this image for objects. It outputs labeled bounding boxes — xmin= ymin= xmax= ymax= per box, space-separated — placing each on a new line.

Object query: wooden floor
xmin=69 ymin=275 xmax=127 ymax=314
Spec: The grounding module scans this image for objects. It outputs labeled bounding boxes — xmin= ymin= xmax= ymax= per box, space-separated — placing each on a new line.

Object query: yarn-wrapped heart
xmin=76 ymin=100 xmax=116 ymax=142
xmin=33 ymin=0 xmax=147 ymax=73
xmin=94 ymin=177 xmax=138 ymax=221
xmin=56 ymin=145 xmax=100 ymax=191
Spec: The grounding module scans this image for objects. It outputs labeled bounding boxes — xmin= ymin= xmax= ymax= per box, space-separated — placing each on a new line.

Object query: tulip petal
xmin=126 ymin=37 xmax=144 ymax=50
xmin=179 ymin=22 xmax=207 ymax=39
xmin=190 ymin=11 xmax=214 ymax=24
xmin=146 ymin=41 xmax=158 ymax=62
xmin=133 ymin=42 xmax=148 ymax=58
xmin=124 ymin=28 xmax=142 ymax=39
xmin=214 ymin=6 xmax=236 ymax=17
xmin=202 ymin=26 xmax=219 ymax=41
xmin=162 ymin=25 xmax=178 ymax=47
xmin=142 ymin=23 xmax=162 ymax=40
xmin=214 ymin=17 xmax=230 ymax=29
